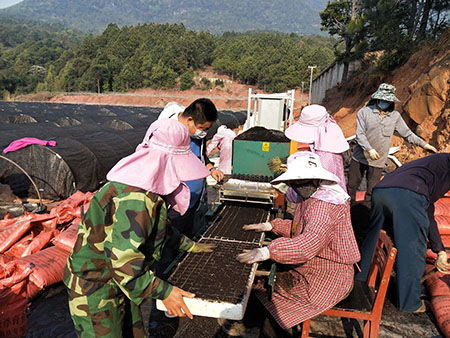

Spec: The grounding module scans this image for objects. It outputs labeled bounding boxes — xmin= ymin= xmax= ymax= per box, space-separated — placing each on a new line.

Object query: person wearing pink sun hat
xmin=284 ymin=104 xmax=349 ymax=202
xmin=64 ymin=119 xmax=215 ymax=337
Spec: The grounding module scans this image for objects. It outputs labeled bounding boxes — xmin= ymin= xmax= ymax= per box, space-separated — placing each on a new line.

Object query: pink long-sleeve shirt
xmin=207 ymin=126 xmax=236 ymax=175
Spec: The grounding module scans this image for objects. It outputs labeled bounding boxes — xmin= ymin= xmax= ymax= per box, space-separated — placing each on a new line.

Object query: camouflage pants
xmin=67 ymin=280 xmax=145 ymax=338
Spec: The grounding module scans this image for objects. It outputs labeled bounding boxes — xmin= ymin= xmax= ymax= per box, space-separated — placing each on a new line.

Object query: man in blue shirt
xmin=156 ymin=98 xmax=224 ymax=279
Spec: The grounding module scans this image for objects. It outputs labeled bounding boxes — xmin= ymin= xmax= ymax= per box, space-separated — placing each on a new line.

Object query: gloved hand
xmin=435 ymin=251 xmax=450 ymax=274
xmin=368 ymin=149 xmax=380 ymax=160
xmin=424 ymin=143 xmax=438 ymax=153
xmin=236 ymin=247 xmax=270 ymax=264
xmin=188 ymin=242 xmax=215 ymax=253
xmin=242 ymin=222 xmax=272 ymax=232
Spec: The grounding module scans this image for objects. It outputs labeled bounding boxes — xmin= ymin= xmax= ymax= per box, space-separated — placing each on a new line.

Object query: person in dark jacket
xmin=356 ymin=153 xmax=450 ymax=312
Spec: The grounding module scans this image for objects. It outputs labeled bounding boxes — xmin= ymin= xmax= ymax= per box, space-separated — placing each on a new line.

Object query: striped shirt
xmin=352 ymin=105 xmax=426 ymax=168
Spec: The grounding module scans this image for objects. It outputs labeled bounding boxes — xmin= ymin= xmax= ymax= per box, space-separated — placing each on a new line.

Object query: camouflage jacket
xmin=64 ymin=182 xmax=195 ymax=304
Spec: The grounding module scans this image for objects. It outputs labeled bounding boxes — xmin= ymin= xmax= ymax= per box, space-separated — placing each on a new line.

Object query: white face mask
xmin=192 ymin=128 xmax=207 ymax=139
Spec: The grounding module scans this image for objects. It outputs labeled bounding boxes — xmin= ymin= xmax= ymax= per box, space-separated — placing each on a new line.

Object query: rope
xmin=0 ymin=154 xmax=44 ymax=212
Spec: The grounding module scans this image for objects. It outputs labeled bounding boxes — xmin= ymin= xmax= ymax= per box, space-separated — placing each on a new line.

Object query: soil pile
xmin=235 ymin=126 xmax=290 ymax=143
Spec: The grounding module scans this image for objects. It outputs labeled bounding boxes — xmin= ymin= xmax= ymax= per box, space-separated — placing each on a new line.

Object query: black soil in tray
xmin=203 ymin=204 xmax=270 ymax=243
xmin=234 ymin=126 xmax=289 ymax=143
xmin=168 ymin=239 xmax=259 ymax=304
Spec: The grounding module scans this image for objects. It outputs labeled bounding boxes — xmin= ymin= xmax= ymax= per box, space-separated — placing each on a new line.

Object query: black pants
xmin=347 ymin=159 xmax=383 ymax=208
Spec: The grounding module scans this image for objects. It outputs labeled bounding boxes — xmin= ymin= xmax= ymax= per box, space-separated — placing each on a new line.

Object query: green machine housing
xmin=231 ymin=139 xmax=290 ymax=177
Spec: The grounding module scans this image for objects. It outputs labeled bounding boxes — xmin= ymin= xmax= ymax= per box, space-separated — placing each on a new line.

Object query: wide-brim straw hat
xmin=371 ymin=83 xmax=400 ymax=102
xmin=271 ymin=151 xmax=339 ymax=184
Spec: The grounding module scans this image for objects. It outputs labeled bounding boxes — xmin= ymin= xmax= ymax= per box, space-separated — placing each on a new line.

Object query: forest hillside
xmin=0 ymin=0 xmax=327 ymax=35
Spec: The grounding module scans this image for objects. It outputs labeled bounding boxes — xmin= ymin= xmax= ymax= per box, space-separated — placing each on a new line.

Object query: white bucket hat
xmin=271 ymin=151 xmax=340 ymax=184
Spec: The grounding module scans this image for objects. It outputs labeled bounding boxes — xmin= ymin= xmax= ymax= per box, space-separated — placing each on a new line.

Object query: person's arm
xmin=268 ymin=204 xmax=333 ymax=264
xmin=204 ymin=137 xmax=225 ymax=181
xmin=207 ymin=134 xmax=221 ymax=156
xmin=106 ymin=194 xmax=173 ymax=304
xmin=164 ymin=222 xmax=196 ymax=252
xmin=202 ymin=138 xmax=213 ymax=167
xmin=355 ymin=108 xmax=373 ymax=152
xmin=427 ymin=203 xmax=445 ymax=253
xmin=270 ymin=218 xmax=293 ymax=238
xmin=394 ymin=115 xmax=428 ymax=148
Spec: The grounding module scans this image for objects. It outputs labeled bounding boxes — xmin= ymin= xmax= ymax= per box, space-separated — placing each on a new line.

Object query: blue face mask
xmin=377 ymin=100 xmax=391 ymax=111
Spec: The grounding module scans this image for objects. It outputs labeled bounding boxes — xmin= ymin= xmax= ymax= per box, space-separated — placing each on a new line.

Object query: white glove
xmin=242 ymin=222 xmax=272 ymax=232
xmin=436 ymin=251 xmax=450 ymax=274
xmin=424 ymin=144 xmax=438 ymax=153
xmin=236 ymin=247 xmax=270 ymax=264
xmin=368 ymin=149 xmax=380 ymax=160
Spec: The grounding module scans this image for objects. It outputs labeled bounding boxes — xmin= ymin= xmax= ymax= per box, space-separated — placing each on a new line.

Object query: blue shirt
xmin=185 ymin=138 xmax=204 ymax=208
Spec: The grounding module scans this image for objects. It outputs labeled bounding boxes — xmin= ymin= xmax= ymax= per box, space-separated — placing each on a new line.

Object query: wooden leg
xmin=301 ymin=320 xmax=311 ymax=338
xmin=369 ymin=319 xmax=380 ymax=338
xmin=363 ymin=320 xmax=370 ymax=338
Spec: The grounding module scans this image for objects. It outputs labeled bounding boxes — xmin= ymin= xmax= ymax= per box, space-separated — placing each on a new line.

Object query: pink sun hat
xmin=285 ymin=104 xmax=349 ymax=153
xmin=106 ymin=119 xmax=210 ymax=214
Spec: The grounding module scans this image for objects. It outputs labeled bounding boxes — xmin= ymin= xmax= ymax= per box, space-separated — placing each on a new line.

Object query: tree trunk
xmin=342 ymin=61 xmax=349 ymax=83
xmin=407 ymin=0 xmax=418 ymax=38
xmin=417 ymin=0 xmax=433 ymax=40
xmin=342 ymin=36 xmax=352 ymax=82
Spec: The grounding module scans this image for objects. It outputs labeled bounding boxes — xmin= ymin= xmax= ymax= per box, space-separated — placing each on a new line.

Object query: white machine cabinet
xmin=245 ymin=88 xmax=295 ymax=131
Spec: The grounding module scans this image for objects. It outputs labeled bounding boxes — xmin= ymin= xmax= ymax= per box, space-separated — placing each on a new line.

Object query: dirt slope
xmin=325 ymin=28 xmax=450 ymax=163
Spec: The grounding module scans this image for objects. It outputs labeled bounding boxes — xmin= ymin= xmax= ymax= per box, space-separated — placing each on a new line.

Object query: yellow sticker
xmin=262 ymin=142 xmax=270 ymax=152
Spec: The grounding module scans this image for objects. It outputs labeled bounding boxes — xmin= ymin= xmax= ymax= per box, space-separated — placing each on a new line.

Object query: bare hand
xmin=162 ymin=286 xmax=195 ymax=319
xmin=210 ymin=168 xmax=225 ymax=182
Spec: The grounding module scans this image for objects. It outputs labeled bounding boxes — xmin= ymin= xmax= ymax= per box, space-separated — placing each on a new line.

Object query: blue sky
xmin=0 ymin=0 xmax=23 ymax=9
